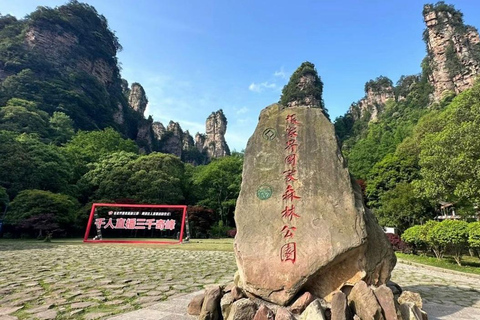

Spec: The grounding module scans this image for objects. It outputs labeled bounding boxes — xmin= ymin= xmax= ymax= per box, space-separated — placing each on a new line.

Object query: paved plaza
xmin=0 ymin=241 xmax=479 ymax=319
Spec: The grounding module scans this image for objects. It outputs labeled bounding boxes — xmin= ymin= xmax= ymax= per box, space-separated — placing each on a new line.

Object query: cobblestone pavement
xmin=0 ymin=242 xmax=479 ymax=320
xmin=0 ymin=242 xmax=236 ymax=320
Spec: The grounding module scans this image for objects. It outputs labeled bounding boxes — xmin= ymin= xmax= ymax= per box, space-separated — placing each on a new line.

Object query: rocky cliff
xmin=423 ymin=3 xmax=480 ymax=101
xmin=196 ymin=110 xmax=230 ymax=160
xmin=127 ymin=83 xmax=148 ymax=115
xmin=348 ymin=76 xmax=395 ymax=122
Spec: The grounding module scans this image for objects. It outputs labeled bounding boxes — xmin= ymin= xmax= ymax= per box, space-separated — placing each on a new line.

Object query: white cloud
xmin=235 ymin=107 xmax=249 ymax=115
xmin=248 ymin=81 xmax=276 ymax=93
xmin=274 ymin=67 xmax=287 ymax=79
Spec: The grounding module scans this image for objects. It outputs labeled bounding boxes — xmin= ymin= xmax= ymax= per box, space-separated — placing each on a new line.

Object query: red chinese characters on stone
xmin=280 ymin=113 xmax=302 ymax=264
xmin=282 ymin=185 xmax=301 ymax=202
xmin=281 ymin=225 xmax=297 ymax=238
xmin=280 ymin=242 xmax=296 ymax=263
xmin=282 ymin=205 xmax=300 ymax=221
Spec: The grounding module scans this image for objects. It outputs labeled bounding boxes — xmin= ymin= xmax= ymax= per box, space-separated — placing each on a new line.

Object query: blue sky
xmin=3 ymin=1 xmax=480 ymax=151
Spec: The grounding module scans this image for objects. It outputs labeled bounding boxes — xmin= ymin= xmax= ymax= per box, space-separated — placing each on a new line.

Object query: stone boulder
xmin=234 ymin=104 xmax=396 ymax=305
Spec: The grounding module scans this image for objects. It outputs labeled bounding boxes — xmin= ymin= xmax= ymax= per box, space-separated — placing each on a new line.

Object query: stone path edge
xmin=397 ymin=259 xmax=480 ymax=280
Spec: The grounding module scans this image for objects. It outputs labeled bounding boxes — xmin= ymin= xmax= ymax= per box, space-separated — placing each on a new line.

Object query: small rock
xmin=348 ymin=281 xmax=384 ymax=320
xmin=188 ymin=293 xmax=205 ymax=316
xmin=290 ymin=291 xmax=315 ymax=315
xmin=199 ymin=285 xmax=222 ymax=320
xmin=227 ymin=298 xmax=257 ymax=320
xmin=84 ymin=312 xmax=109 ymax=320
xmin=398 ymin=291 xmax=423 ymax=309
xmin=35 ymin=309 xmax=57 ymax=320
xmin=331 ymin=291 xmax=350 ymax=320
xmin=224 ymin=283 xmax=235 ymax=293
xmin=70 ymin=302 xmax=97 ymax=309
xmin=221 ymin=292 xmax=235 ymax=319
xmin=0 ymin=306 xmax=23 ymax=316
xmin=398 ymin=302 xmax=422 ymax=320
xmin=0 ymin=315 xmax=18 ymax=320
xmin=25 ymin=304 xmax=53 ymax=314
xmin=253 ymin=304 xmax=274 ymax=320
xmin=231 ymin=286 xmax=245 ymax=301
xmin=275 ymin=307 xmax=295 ymax=320
xmin=374 ymin=285 xmax=399 ymax=320
xmin=299 ymin=299 xmax=326 ymax=320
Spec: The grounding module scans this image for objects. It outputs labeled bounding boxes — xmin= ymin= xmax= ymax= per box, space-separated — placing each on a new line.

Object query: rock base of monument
xmin=187 ymin=280 xmax=428 ymax=320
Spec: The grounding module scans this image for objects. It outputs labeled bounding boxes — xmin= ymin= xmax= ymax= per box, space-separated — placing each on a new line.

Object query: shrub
xmin=208 ymin=221 xmax=230 ymax=238
xmin=386 ymin=233 xmax=407 ymax=252
xmin=227 ymin=229 xmax=237 ymax=238
xmin=468 ymin=222 xmax=480 ymax=259
xmin=402 ymin=225 xmax=425 ymax=254
xmin=429 ymin=220 xmax=469 ymax=265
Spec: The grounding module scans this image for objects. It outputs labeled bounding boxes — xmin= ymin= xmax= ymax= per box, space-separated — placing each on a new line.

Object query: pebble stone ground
xmin=0 ymin=241 xmax=479 ymax=320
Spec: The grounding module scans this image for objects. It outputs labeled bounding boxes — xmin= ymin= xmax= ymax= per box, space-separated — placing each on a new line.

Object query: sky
xmin=2 ymin=1 xmax=480 ymax=151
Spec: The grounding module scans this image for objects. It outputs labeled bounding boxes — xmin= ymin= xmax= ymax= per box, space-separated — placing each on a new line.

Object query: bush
xmin=468 ymin=222 xmax=480 ymax=259
xmin=187 ymin=206 xmax=215 ymax=239
xmin=402 ymin=225 xmax=425 ymax=254
xmin=428 ymin=220 xmax=469 ymax=265
xmin=227 ymin=229 xmax=237 ymax=238
xmin=386 ymin=233 xmax=408 ymax=252
xmin=208 ymin=221 xmax=230 ymax=238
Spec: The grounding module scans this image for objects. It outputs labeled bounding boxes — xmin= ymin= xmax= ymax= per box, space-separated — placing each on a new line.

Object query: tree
xmin=468 ymin=222 xmax=480 ymax=259
xmin=279 ymin=61 xmax=328 ymax=117
xmin=0 ymin=131 xmax=73 ymax=197
xmin=6 ymin=190 xmax=79 ymax=236
xmin=64 ymin=128 xmax=138 ymax=178
xmin=374 ymin=183 xmax=433 ymax=232
xmin=0 ymin=98 xmax=50 ymax=138
xmin=191 ymin=155 xmax=243 ymax=226
xmin=428 ymin=220 xmax=469 ymax=265
xmin=416 ymin=82 xmax=480 ymax=206
xmin=402 ymin=225 xmax=425 ymax=254
xmin=81 ymin=152 xmax=185 ymax=204
xmin=49 ymin=111 xmax=75 ymax=144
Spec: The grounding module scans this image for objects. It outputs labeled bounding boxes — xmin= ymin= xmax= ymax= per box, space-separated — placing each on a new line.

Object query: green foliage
xmin=0 ymin=186 xmax=8 ymax=210
xmin=6 ymin=189 xmax=79 ymax=231
xmin=374 ymin=183 xmax=433 ymax=232
xmin=402 ymin=225 xmax=426 ymax=253
xmin=279 ymin=62 xmax=328 ymax=117
xmin=64 ymin=128 xmax=138 ymax=178
xmin=468 ymin=222 xmax=480 ymax=249
xmin=445 ymin=40 xmax=464 ymax=78
xmin=49 ymin=111 xmax=75 ymax=144
xmin=364 ymin=76 xmax=393 ymax=93
xmin=416 ymin=82 xmax=480 ymax=205
xmin=208 ymin=220 xmax=230 ymax=238
xmin=0 ymin=98 xmax=50 ymax=137
xmin=191 ymin=155 xmax=243 ymax=226
xmin=0 ymin=131 xmax=73 ymax=198
xmin=80 ymin=152 xmax=185 ymax=204
xmin=428 ymin=220 xmax=469 ymax=265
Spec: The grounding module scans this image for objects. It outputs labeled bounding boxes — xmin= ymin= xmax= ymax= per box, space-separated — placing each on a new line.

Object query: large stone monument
xmin=188 ymin=62 xmax=427 ymax=320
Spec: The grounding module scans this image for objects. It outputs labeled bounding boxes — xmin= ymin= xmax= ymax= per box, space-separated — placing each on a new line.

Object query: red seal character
xmin=286 ymin=126 xmax=298 ymax=139
xmin=281 ymin=242 xmax=296 ymax=263
xmin=285 ymin=154 xmax=297 ymax=167
xmin=282 ymin=205 xmax=300 ymax=221
xmin=286 ymin=114 xmax=300 ymax=125
xmin=281 ymin=225 xmax=297 ymax=238
xmin=285 ymin=139 xmax=298 ymax=153
xmin=283 ymin=168 xmax=297 ymax=183
xmin=282 ymin=185 xmax=301 ymax=202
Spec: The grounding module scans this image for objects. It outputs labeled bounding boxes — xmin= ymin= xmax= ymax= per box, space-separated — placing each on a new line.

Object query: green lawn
xmin=0 ymin=237 xmax=235 ymax=251
xmin=396 ymin=252 xmax=480 ymax=276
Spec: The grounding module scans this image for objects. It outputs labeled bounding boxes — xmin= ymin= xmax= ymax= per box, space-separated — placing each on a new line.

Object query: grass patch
xmin=396 ymin=252 xmax=480 ymax=276
xmin=0 ymin=238 xmax=235 ymax=252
